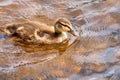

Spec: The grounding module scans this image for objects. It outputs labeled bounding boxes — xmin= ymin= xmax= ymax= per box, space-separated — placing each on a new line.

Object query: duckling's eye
xmin=57 ymin=25 xmax=62 ymax=29
xmin=58 ymin=22 xmax=69 ymax=28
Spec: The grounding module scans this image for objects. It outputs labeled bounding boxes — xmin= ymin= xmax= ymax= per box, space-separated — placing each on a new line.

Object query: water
xmin=0 ymin=0 xmax=120 ymax=80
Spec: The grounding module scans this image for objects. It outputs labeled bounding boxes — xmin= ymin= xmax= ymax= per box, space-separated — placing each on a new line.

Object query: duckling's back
xmin=1 ymin=21 xmax=54 ymax=42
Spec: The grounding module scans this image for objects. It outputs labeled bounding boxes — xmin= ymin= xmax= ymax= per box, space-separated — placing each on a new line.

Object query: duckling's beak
xmin=68 ymin=29 xmax=77 ymax=36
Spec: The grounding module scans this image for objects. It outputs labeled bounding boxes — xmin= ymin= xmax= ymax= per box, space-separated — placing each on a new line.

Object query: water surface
xmin=0 ymin=0 xmax=120 ymax=80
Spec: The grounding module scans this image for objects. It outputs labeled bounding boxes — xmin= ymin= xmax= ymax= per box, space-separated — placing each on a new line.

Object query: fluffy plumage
xmin=1 ymin=18 xmax=76 ymax=44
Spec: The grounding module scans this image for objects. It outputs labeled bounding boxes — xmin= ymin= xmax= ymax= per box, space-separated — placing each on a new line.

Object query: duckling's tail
xmin=0 ymin=27 xmax=5 ymax=33
xmin=0 ymin=26 xmax=13 ymax=36
xmin=0 ymin=27 xmax=9 ymax=37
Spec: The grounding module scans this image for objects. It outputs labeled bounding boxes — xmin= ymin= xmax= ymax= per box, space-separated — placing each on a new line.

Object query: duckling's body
xmin=2 ymin=18 xmax=76 ymax=44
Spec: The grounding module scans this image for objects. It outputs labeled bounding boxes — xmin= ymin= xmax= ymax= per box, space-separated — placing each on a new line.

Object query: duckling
xmin=1 ymin=18 xmax=76 ymax=44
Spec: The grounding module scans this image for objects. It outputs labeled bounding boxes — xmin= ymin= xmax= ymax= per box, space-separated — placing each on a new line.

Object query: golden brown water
xmin=0 ymin=0 xmax=120 ymax=80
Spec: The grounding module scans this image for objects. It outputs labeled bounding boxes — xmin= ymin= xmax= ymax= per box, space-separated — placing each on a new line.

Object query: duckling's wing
xmin=16 ymin=23 xmax=39 ymax=41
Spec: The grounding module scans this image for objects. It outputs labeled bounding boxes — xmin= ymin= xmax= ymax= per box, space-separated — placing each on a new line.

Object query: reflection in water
xmin=14 ymin=38 xmax=69 ymax=53
xmin=0 ymin=0 xmax=120 ymax=80
xmin=0 ymin=36 xmax=69 ymax=73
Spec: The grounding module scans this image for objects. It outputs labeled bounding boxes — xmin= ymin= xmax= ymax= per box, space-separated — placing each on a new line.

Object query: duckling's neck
xmin=54 ymin=30 xmax=67 ymax=42
xmin=54 ymin=25 xmax=67 ymax=40
xmin=54 ymin=25 xmax=62 ymax=36
xmin=54 ymin=30 xmax=62 ymax=37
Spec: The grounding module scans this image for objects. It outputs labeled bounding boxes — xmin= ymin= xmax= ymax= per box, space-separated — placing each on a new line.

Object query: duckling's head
xmin=54 ymin=18 xmax=76 ymax=36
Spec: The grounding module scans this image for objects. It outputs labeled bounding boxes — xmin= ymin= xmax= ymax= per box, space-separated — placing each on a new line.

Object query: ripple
xmin=0 ymin=0 xmax=13 ymax=7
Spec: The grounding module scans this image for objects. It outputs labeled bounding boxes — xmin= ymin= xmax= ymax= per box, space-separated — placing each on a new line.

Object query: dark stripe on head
xmin=57 ymin=21 xmax=70 ymax=29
